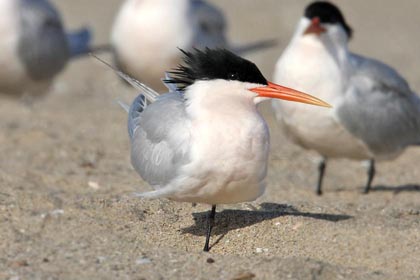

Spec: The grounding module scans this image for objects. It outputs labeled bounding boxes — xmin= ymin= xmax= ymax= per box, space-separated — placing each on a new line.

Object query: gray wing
xmin=189 ymin=0 xmax=276 ymax=54
xmin=18 ymin=0 xmax=69 ymax=81
xmin=337 ymin=53 xmax=420 ymax=156
xmin=189 ymin=0 xmax=228 ymax=49
xmin=129 ymin=92 xmax=191 ymax=188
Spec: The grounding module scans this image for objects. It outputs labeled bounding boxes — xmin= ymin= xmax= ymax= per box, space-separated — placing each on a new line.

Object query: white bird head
xmin=296 ymin=1 xmax=352 ymax=46
xmin=166 ymin=48 xmax=331 ymax=107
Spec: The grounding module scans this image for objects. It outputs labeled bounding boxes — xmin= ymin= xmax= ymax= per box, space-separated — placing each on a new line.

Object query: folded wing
xmin=337 ymin=54 xmax=420 ymax=157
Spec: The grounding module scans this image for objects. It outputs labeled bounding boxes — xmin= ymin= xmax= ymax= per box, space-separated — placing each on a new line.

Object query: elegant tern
xmin=272 ymin=1 xmax=420 ymax=195
xmin=111 ymin=48 xmax=330 ymax=251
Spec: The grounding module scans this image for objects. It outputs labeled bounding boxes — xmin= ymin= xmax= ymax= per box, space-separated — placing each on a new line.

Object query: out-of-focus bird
xmin=0 ymin=0 xmax=93 ymax=98
xmin=111 ymin=0 xmax=276 ymax=92
xmin=110 ymin=48 xmax=330 ymax=251
xmin=272 ymin=1 xmax=420 ymax=195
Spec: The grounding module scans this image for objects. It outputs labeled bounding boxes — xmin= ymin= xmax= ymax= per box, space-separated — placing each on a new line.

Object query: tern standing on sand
xmin=0 ymin=0 xmax=92 ymax=97
xmin=116 ymin=48 xmax=330 ymax=251
xmin=111 ymin=0 xmax=275 ymax=92
xmin=272 ymin=1 xmax=420 ymax=195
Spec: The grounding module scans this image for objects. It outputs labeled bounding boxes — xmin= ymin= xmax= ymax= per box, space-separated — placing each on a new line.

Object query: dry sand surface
xmin=1 ymin=0 xmax=419 ymax=279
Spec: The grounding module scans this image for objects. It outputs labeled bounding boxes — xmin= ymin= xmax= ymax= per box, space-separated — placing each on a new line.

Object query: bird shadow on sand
xmin=181 ymin=203 xmax=352 ymax=239
xmin=370 ymin=184 xmax=420 ymax=194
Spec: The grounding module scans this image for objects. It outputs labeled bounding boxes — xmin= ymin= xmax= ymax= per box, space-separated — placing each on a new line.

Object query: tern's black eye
xmin=228 ymin=72 xmax=239 ymax=80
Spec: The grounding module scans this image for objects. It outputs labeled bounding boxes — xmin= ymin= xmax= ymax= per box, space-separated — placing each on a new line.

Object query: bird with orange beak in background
xmin=272 ymin=1 xmax=420 ymax=195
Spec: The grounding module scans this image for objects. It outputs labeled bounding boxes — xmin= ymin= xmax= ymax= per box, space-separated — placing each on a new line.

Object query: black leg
xmin=316 ymin=158 xmax=327 ymax=196
xmin=364 ymin=159 xmax=375 ymax=194
xmin=203 ymin=205 xmax=216 ymax=252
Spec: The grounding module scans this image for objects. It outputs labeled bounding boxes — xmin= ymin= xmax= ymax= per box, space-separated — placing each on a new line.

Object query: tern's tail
xmin=90 ymin=53 xmax=160 ymax=137
xmin=91 ymin=53 xmax=160 ymax=105
xmin=67 ymin=28 xmax=112 ymax=58
xmin=67 ymin=27 xmax=92 ymax=58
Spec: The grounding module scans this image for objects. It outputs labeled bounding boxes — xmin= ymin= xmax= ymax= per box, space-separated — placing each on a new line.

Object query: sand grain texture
xmin=0 ymin=1 xmax=419 ymax=279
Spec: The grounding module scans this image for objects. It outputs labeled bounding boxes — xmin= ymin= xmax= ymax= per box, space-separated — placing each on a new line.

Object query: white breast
xmin=169 ymin=81 xmax=270 ymax=204
xmin=272 ymin=36 xmax=372 ymax=159
xmin=0 ymin=0 xmax=29 ymax=94
xmin=111 ymin=0 xmax=194 ymax=91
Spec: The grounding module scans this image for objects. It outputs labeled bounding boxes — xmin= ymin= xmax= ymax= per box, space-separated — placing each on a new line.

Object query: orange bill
xmin=304 ymin=17 xmax=327 ymax=35
xmin=250 ymin=81 xmax=331 ymax=108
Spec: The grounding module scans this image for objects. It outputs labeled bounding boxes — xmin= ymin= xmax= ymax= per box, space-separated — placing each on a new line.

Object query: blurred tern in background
xmin=111 ymin=0 xmax=276 ymax=92
xmin=0 ymin=0 xmax=95 ymax=98
xmin=109 ymin=48 xmax=330 ymax=251
xmin=272 ymin=1 xmax=420 ymax=195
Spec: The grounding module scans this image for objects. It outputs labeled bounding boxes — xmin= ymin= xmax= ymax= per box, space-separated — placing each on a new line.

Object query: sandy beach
xmin=0 ymin=0 xmax=419 ymax=279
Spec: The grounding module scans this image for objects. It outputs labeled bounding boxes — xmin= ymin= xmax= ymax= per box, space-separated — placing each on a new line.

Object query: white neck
xmin=289 ymin=18 xmax=351 ymax=70
xmin=184 ymin=80 xmax=260 ymax=121
xmin=275 ymin=18 xmax=352 ymax=100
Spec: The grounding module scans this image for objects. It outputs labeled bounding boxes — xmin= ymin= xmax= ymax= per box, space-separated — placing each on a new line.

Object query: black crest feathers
xmin=165 ymin=48 xmax=267 ymax=91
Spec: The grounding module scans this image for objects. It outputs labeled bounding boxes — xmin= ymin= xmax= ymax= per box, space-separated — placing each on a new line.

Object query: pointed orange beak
xmin=250 ymin=81 xmax=331 ymax=108
xmin=304 ymin=17 xmax=326 ymax=36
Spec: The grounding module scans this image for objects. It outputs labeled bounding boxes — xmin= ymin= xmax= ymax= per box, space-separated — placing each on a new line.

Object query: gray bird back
xmin=18 ymin=0 xmax=69 ymax=81
xmin=337 ymin=54 xmax=420 ymax=156
xmin=129 ymin=92 xmax=191 ymax=187
xmin=189 ymin=0 xmax=228 ymax=49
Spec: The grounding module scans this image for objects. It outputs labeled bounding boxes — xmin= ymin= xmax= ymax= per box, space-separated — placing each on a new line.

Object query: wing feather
xmin=18 ymin=0 xmax=69 ymax=80
xmin=189 ymin=0 xmax=227 ymax=49
xmin=129 ymin=92 xmax=191 ymax=188
xmin=337 ymin=54 xmax=420 ymax=156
